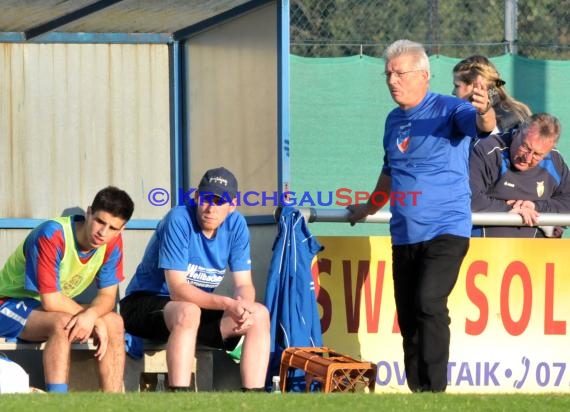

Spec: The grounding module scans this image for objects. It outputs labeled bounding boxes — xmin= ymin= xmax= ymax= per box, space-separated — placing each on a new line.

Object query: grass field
xmin=1 ymin=392 xmax=570 ymax=412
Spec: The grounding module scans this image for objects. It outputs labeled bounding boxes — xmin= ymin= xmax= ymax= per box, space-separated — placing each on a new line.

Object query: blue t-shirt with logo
xmin=125 ymin=204 xmax=251 ymax=296
xmin=382 ymin=91 xmax=477 ymax=245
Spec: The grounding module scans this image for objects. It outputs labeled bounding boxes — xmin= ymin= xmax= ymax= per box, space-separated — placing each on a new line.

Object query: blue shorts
xmin=0 ymin=297 xmax=42 ymax=338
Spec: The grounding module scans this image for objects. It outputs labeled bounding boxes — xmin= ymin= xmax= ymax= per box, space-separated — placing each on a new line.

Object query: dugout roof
xmin=0 ymin=0 xmax=273 ymax=43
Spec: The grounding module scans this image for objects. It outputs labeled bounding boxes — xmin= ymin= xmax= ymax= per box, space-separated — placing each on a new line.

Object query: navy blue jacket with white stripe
xmin=470 ymin=130 xmax=570 ymax=237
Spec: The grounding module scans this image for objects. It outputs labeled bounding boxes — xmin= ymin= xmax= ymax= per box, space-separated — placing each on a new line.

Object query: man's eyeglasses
xmin=383 ymin=69 xmax=423 ymax=80
xmin=518 ymin=141 xmax=546 ymax=162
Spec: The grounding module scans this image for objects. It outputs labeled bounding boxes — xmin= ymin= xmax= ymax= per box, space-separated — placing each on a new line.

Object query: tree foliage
xmin=290 ymin=0 xmax=570 ymax=59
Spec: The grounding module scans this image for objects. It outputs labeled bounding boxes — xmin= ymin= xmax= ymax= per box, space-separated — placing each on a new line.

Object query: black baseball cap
xmin=197 ymin=167 xmax=238 ymax=199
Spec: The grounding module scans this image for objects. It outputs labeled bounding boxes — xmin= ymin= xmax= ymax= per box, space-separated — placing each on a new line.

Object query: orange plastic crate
xmin=279 ymin=347 xmax=376 ymax=393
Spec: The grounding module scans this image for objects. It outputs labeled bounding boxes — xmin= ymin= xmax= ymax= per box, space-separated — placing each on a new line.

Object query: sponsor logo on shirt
xmin=62 ymin=273 xmax=83 ymax=296
xmin=504 ymin=181 xmax=515 ymax=188
xmin=185 ymin=263 xmax=224 ymax=291
xmin=397 ymin=123 xmax=412 ymax=153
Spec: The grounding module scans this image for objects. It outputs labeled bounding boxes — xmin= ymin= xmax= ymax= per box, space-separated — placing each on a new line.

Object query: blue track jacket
xmin=264 ymin=207 xmax=324 ymax=391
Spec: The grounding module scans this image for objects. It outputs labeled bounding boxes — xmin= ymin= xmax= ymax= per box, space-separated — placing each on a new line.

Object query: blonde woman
xmin=453 ymin=55 xmax=531 ymax=132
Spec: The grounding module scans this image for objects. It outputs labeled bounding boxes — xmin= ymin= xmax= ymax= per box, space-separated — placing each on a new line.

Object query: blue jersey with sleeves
xmin=125 ymin=204 xmax=251 ymax=296
xmin=381 ymin=91 xmax=478 ymax=245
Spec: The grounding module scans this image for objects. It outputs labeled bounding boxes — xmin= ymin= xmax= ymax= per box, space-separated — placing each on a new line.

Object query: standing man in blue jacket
xmin=120 ymin=167 xmax=270 ymax=392
xmin=347 ymin=39 xmax=495 ymax=392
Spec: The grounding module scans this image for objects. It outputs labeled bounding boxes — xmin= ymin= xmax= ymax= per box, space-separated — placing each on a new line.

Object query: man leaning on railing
xmin=470 ymin=113 xmax=570 ymax=238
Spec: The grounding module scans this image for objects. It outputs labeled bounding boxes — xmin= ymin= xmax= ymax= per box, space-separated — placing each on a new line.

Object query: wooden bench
xmin=0 ymin=285 xmax=239 ymax=391
xmin=0 ymin=337 xmax=204 ymax=392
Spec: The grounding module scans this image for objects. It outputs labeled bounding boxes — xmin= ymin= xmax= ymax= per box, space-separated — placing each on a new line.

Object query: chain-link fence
xmin=290 ymin=0 xmax=570 ymax=59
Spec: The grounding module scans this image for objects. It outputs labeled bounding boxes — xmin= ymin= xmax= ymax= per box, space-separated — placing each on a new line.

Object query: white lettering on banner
xmin=374 ymin=358 xmax=569 ymax=389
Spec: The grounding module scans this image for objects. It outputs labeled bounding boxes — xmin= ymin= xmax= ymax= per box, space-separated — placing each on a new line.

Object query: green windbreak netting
xmin=290 ymin=54 xmax=570 ymax=236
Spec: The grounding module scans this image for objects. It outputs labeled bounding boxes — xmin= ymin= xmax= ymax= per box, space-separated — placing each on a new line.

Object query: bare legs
xmin=221 ymin=302 xmax=270 ymax=388
xmin=163 ymin=301 xmax=201 ymax=387
xmin=162 ymin=301 xmax=271 ymax=389
xmin=20 ymin=309 xmax=125 ymax=392
xmin=96 ymin=312 xmax=125 ymax=392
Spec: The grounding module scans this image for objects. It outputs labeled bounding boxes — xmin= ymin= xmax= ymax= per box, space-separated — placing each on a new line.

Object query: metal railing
xmin=285 ymin=207 xmax=570 ymax=226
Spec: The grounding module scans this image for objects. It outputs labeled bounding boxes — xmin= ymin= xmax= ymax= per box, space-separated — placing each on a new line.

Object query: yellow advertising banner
xmin=313 ymin=237 xmax=570 ymax=393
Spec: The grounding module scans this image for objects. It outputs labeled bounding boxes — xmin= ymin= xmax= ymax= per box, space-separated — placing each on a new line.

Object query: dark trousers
xmin=392 ymin=234 xmax=469 ymax=392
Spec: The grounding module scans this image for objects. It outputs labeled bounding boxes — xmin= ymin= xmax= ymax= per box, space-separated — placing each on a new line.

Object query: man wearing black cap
xmin=120 ymin=167 xmax=270 ymax=392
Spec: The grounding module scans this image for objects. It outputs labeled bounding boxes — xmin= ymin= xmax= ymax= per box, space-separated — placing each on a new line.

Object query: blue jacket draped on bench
xmin=264 ymin=206 xmax=324 ymax=391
